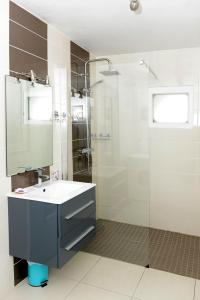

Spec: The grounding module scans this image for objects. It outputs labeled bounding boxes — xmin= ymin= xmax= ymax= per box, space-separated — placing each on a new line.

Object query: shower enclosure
xmin=71 ymin=47 xmax=200 ymax=279
xmin=82 ymin=59 xmax=151 ymax=267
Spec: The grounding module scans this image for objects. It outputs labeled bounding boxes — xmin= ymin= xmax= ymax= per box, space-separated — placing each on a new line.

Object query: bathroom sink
xmin=29 ymin=181 xmax=80 ymax=197
xmin=7 ymin=180 xmax=96 ymax=204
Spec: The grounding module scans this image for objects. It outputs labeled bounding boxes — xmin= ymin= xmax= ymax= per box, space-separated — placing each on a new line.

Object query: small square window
xmin=149 ymin=86 xmax=193 ymax=128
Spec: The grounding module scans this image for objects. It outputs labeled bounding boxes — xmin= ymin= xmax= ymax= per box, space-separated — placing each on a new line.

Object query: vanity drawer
xmin=58 ymin=188 xmax=95 ymax=232
xmin=58 ymin=216 xmax=96 ymax=268
xmin=60 ymin=202 xmax=95 ymax=236
xmin=60 ymin=216 xmax=96 ymax=247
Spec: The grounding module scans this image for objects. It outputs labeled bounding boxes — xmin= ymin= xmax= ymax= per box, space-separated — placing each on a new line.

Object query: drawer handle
xmin=64 ymin=226 xmax=95 ymax=251
xmin=64 ymin=200 xmax=95 ymax=220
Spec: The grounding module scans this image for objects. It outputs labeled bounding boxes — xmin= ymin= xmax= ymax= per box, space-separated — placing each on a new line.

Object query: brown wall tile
xmin=72 ymin=123 xmax=87 ymax=141
xmin=71 ymin=54 xmax=85 ymax=74
xmin=71 ymin=73 xmax=85 ymax=93
xmin=10 ymin=1 xmax=47 ymax=38
xmin=10 ymin=46 xmax=47 ymax=79
xmin=9 ymin=71 xmax=32 ymax=82
xmin=14 ymin=259 xmax=28 ymax=286
xmin=14 ymin=257 xmax=22 ymax=264
xmin=73 ymin=155 xmax=88 ymax=173
xmin=77 ymin=76 xmax=85 ymax=92
xmin=71 ymin=72 xmax=78 ymax=91
xmin=71 ymin=41 xmax=89 ymax=61
xmin=71 ymin=41 xmax=91 ymax=183
xmin=11 ymin=167 xmax=50 ymax=192
xmin=73 ymin=173 xmax=92 ymax=183
xmin=10 ymin=20 xmax=47 ymax=59
xmin=73 ymin=139 xmax=87 ymax=156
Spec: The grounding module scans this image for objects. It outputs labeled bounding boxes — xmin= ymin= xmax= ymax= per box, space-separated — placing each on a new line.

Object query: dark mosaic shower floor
xmin=83 ymin=219 xmax=200 ymax=280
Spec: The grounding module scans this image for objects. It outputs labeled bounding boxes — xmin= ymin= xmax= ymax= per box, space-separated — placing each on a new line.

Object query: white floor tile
xmin=4 ymin=272 xmax=77 ymax=300
xmin=66 ymin=283 xmax=131 ymax=300
xmin=82 ymin=257 xmax=145 ymax=297
xmin=135 ymin=268 xmax=195 ymax=300
xmin=194 ymin=280 xmax=200 ymax=299
xmin=50 ymin=252 xmax=100 ymax=281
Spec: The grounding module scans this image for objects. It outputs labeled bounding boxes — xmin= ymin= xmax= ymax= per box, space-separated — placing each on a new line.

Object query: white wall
xmin=148 ymin=48 xmax=200 ymax=236
xmin=48 ymin=24 xmax=72 ymax=180
xmin=0 ymin=0 xmax=15 ymax=299
xmin=94 ymin=47 xmax=200 ymax=237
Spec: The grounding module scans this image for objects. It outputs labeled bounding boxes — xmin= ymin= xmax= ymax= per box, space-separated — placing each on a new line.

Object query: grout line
xmin=71 ymin=53 xmax=88 ymax=63
xmin=13 ymin=258 xmax=24 ymax=266
xmin=72 ymin=139 xmax=87 ymax=142
xmin=72 ymin=123 xmax=88 ymax=125
xmin=71 ymin=70 xmax=88 ymax=77
xmin=9 ymin=45 xmax=47 ymax=62
xmin=73 ymin=169 xmax=89 ymax=175
xmin=132 ymin=267 xmax=146 ymax=298
xmin=65 ymin=281 xmax=133 ymax=300
xmin=64 ymin=255 xmax=102 ymax=300
xmin=193 ymin=280 xmax=197 ymax=300
xmin=9 ymin=69 xmax=46 ymax=79
xmin=81 ymin=281 xmax=132 ymax=298
xmin=10 ymin=19 xmax=47 ymax=41
xmin=63 ymin=280 xmax=80 ymax=300
xmin=80 ymin=256 xmax=143 ymax=298
xmin=73 ymin=155 xmax=83 ymax=159
xmin=80 ymin=255 xmax=102 ymax=283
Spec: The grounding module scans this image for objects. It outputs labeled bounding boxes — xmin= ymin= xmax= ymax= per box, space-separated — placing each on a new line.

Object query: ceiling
xmin=13 ymin=0 xmax=200 ymax=55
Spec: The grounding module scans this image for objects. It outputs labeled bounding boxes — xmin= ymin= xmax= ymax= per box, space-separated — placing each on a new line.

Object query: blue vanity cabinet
xmin=8 ymin=187 xmax=96 ymax=268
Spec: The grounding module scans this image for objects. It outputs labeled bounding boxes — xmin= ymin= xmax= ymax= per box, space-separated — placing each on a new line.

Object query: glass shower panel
xmin=89 ymin=61 xmax=150 ymax=267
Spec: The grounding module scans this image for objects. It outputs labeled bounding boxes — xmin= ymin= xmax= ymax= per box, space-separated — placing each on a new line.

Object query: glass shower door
xmin=84 ymin=61 xmax=150 ymax=267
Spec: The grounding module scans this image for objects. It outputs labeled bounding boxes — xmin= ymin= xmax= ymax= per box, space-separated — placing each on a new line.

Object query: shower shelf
xmin=91 ymin=133 xmax=111 ymax=140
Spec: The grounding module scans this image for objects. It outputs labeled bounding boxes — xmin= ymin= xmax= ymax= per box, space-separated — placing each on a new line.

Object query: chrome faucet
xmin=34 ymin=168 xmax=50 ymax=186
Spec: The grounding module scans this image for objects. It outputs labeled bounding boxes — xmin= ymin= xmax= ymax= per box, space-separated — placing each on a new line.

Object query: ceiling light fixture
xmin=130 ymin=0 xmax=140 ymax=11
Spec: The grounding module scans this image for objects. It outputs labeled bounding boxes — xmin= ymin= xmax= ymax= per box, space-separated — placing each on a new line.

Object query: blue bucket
xmin=28 ymin=262 xmax=48 ymax=287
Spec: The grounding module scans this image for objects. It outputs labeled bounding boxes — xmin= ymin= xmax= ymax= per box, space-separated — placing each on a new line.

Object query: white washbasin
xmin=29 ymin=181 xmax=80 ymax=197
xmin=7 ymin=180 xmax=96 ymax=204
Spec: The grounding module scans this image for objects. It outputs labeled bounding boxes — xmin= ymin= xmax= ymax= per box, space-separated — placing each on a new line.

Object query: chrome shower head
xmin=99 ymin=64 xmax=120 ymax=76
xmin=130 ymin=0 xmax=140 ymax=11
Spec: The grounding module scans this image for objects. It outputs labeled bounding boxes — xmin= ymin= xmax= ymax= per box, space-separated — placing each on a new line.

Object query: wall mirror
xmin=6 ymin=75 xmax=53 ymax=176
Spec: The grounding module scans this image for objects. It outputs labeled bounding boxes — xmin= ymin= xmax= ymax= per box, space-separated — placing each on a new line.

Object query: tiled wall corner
xmin=70 ymin=42 xmax=92 ymax=183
